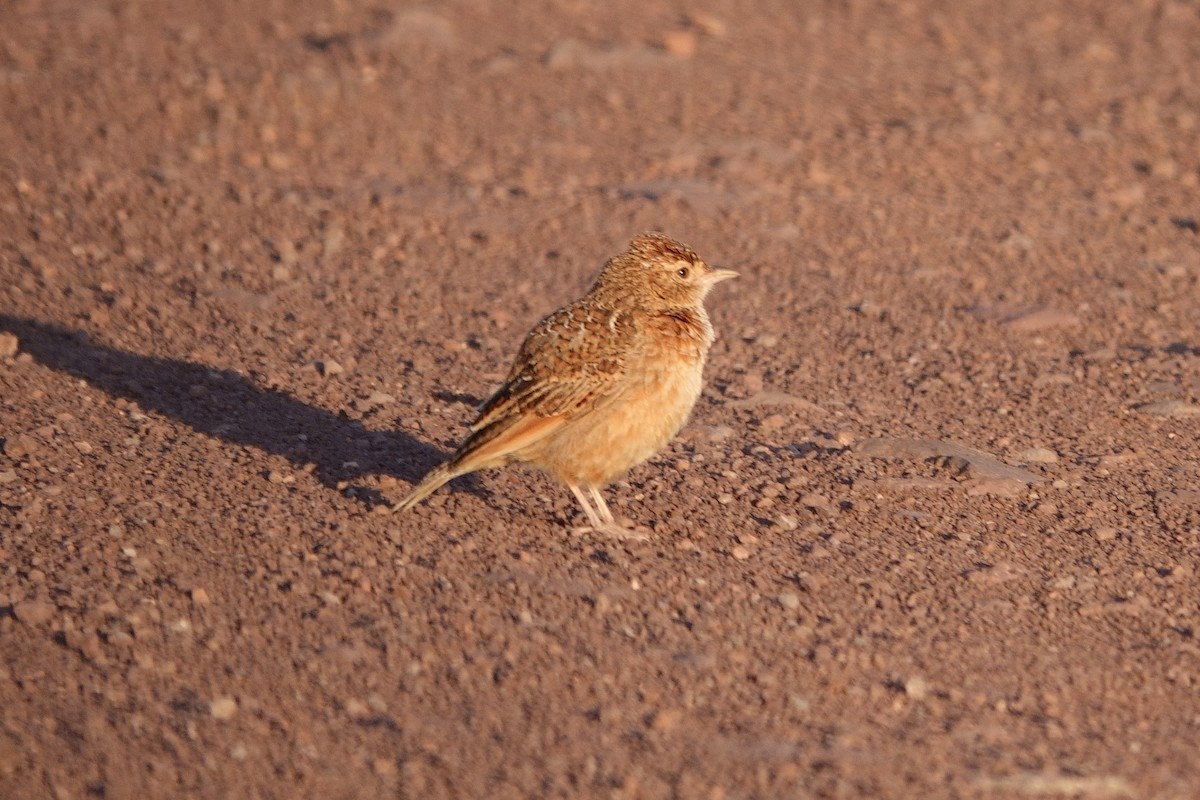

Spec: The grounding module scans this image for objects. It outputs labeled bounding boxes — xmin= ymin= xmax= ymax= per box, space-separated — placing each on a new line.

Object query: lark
xmin=394 ymin=232 xmax=737 ymax=537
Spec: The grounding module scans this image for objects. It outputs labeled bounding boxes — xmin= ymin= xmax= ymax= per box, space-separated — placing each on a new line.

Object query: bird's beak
xmin=707 ymin=267 xmax=739 ymax=284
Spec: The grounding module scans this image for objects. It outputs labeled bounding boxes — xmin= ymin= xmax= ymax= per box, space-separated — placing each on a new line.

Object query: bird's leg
xmin=568 ymin=482 xmax=606 ymax=530
xmin=587 ymin=486 xmax=615 ymax=525
xmin=569 ymin=483 xmax=648 ymax=541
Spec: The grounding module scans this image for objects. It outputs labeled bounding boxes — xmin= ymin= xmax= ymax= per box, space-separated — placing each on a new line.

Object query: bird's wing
xmin=446 ymin=303 xmax=631 ymax=470
xmin=474 ymin=303 xmax=630 ymax=427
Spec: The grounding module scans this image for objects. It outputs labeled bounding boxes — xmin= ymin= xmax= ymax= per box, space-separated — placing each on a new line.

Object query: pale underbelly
xmin=524 ymin=358 xmax=705 ymax=486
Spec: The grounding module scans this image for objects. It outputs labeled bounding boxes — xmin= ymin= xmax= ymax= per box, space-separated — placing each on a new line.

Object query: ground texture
xmin=2 ymin=1 xmax=1200 ymax=798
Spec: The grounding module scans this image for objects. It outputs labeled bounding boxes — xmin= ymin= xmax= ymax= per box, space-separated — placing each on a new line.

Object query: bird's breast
xmin=524 ymin=309 xmax=714 ymax=486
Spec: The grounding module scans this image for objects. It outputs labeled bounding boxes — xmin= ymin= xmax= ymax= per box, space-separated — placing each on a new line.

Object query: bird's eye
xmin=676 ymin=267 xmax=690 ymax=279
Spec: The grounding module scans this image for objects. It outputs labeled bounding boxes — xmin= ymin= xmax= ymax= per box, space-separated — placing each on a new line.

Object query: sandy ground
xmin=2 ymin=0 xmax=1200 ymax=797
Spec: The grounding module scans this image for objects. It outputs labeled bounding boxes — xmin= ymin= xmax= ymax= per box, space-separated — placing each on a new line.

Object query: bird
xmin=393 ymin=232 xmax=737 ymax=537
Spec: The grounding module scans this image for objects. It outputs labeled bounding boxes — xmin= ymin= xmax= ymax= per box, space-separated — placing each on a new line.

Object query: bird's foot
xmin=571 ymin=521 xmax=651 ymax=541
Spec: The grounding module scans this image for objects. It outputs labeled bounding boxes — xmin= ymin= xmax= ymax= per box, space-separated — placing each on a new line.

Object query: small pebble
xmin=777 ymin=592 xmax=800 ymax=610
xmin=266 ymin=469 xmax=294 ymax=484
xmin=730 ymin=545 xmax=751 ymax=560
xmin=905 ymin=677 xmax=930 ymax=700
xmin=651 ymin=708 xmax=683 ymax=731
xmin=354 ymin=391 xmax=396 ymax=412
xmin=13 ymin=599 xmax=56 ymax=626
xmin=0 ymin=333 xmax=19 ymax=357
xmin=775 ymin=514 xmax=799 ymax=531
xmin=687 ymin=11 xmax=727 ymax=37
xmin=210 ymin=697 xmax=238 ymax=720
xmin=759 ymin=414 xmax=786 ymax=431
xmin=661 ymin=30 xmax=697 ymax=58
xmin=317 ymin=359 xmax=344 ymax=377
xmin=1094 ymin=527 xmax=1118 ymax=542
xmin=2 ymin=434 xmax=38 ymax=458
xmin=190 ymin=587 xmax=211 ymax=605
xmin=1017 ymin=447 xmax=1059 ymax=464
xmin=799 ymin=493 xmax=832 ymax=511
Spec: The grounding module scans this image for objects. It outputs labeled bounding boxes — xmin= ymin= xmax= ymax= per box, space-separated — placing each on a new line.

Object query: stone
xmin=1016 ymin=447 xmax=1059 ymax=464
xmin=210 ymin=697 xmax=238 ymax=720
xmin=13 ymin=599 xmax=56 ymax=626
xmin=0 ymin=333 xmax=18 ymax=358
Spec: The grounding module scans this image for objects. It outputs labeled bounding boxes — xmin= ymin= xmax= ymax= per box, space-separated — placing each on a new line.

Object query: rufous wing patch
xmin=452 ymin=412 xmax=568 ymax=473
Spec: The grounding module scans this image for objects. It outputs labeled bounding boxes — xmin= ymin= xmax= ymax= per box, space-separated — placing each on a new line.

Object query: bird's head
xmin=594 ymin=232 xmax=737 ymax=310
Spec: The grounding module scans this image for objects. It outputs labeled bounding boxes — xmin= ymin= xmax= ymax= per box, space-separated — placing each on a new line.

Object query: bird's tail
xmin=393 ymin=416 xmax=543 ymax=513
xmin=392 ymin=462 xmax=462 ymax=513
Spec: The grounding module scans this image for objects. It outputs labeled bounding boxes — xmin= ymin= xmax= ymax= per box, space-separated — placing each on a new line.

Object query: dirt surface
xmin=2 ymin=1 xmax=1200 ymax=797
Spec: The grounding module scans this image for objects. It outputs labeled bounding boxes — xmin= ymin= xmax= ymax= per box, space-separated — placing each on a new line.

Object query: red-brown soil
xmin=2 ymin=1 xmax=1200 ymax=797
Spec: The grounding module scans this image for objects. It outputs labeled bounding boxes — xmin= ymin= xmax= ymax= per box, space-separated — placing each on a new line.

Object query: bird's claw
xmin=571 ymin=523 xmax=651 ymax=541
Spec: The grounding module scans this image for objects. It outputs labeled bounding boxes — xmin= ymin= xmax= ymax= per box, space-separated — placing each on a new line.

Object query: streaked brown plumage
xmin=394 ymin=232 xmax=737 ymax=536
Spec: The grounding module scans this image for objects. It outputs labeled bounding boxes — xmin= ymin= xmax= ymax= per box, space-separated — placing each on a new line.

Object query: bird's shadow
xmin=0 ymin=313 xmax=481 ymax=509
